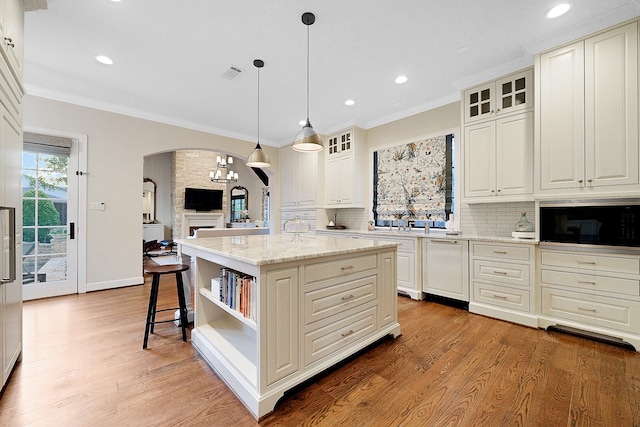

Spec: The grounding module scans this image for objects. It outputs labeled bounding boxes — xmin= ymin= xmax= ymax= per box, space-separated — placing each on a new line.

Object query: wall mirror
xmin=143 ymin=178 xmax=156 ymax=223
xmin=230 ymin=186 xmax=248 ymax=222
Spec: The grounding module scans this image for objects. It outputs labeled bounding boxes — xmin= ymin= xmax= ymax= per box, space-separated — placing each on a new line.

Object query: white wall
xmin=24 ymin=95 xmax=279 ymax=292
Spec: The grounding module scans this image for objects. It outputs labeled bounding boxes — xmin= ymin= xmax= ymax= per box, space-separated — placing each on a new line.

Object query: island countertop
xmin=175 ymin=233 xmax=399 ymax=266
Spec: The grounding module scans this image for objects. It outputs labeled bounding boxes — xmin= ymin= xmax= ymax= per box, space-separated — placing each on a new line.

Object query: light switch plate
xmin=90 ymin=202 xmax=105 ymax=211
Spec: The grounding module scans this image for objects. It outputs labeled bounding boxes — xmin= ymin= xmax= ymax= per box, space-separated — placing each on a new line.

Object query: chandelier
xmin=209 ymin=155 xmax=238 ymax=183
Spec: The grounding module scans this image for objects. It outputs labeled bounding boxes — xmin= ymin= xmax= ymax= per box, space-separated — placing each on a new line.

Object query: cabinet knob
xmin=4 ymin=37 xmax=14 ymax=48
xmin=578 ymin=179 xmax=583 ymax=183
xmin=491 ymin=189 xmax=495 ymax=193
xmin=587 ymin=179 xmax=593 ymax=183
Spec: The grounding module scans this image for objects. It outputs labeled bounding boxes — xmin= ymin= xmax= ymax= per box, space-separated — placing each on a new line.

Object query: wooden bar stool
xmin=143 ymin=262 xmax=190 ymax=349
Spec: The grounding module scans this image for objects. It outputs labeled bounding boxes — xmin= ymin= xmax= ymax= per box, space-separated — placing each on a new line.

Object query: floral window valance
xmin=373 ymin=134 xmax=452 ymax=222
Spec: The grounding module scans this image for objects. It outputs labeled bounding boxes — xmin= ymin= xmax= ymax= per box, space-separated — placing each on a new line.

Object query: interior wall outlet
xmin=90 ymin=202 xmax=105 ymax=211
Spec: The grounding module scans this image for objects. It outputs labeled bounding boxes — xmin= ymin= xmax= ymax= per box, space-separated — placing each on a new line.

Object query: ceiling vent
xmin=222 ymin=65 xmax=243 ymax=80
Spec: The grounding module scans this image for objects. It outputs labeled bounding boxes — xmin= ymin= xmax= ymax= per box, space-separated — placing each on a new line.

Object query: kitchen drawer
xmin=304 ymin=253 xmax=377 ymax=284
xmin=541 ymin=269 xmax=640 ymax=296
xmin=304 ymin=306 xmax=377 ymax=366
xmin=540 ymin=251 xmax=640 ymax=275
xmin=472 ymin=243 xmax=531 ymax=261
xmin=473 ymin=259 xmax=530 ymax=287
xmin=305 ymin=275 xmax=377 ymax=325
xmin=472 ymin=281 xmax=530 ymax=312
xmin=541 ymin=287 xmax=640 ymax=334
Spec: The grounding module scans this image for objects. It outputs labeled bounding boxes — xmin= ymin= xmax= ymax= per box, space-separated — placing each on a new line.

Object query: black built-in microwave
xmin=539 ymin=201 xmax=640 ymax=247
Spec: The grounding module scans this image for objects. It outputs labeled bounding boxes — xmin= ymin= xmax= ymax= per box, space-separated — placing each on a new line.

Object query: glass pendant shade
xmin=246 ymin=142 xmax=271 ymax=168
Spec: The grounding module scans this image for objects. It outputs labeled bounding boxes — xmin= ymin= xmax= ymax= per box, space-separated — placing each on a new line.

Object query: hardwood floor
xmin=1 ymin=274 xmax=639 ymax=426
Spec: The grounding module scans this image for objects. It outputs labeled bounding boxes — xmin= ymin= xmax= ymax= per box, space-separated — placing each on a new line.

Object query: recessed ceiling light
xmin=110 ymin=0 xmax=123 ymax=2
xmin=95 ymin=55 xmax=113 ymax=65
xmin=344 ymin=99 xmax=355 ymax=106
xmin=395 ymin=75 xmax=408 ymax=84
xmin=390 ymin=101 xmax=402 ymax=107
xmin=546 ymin=3 xmax=572 ymax=19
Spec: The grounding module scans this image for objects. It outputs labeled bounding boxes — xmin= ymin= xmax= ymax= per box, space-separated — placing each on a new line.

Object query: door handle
xmin=1 ymin=206 xmax=16 ymax=283
xmin=69 ymin=222 xmax=75 ymax=240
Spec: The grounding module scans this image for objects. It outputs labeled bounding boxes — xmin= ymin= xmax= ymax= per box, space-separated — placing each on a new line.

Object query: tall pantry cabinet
xmin=536 ymin=21 xmax=639 ymax=197
xmin=0 ymin=0 xmax=23 ymax=391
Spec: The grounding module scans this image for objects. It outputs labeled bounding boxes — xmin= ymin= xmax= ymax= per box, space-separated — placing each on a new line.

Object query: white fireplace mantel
xmin=181 ymin=213 xmax=225 ymax=238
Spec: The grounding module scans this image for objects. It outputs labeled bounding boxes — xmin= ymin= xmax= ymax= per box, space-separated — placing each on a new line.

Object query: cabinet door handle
xmin=341 ymin=329 xmax=355 ymax=337
xmin=577 ymin=306 xmax=597 ymax=313
xmin=493 ymin=270 xmax=508 ymax=275
xmin=577 ymin=261 xmax=596 ymax=265
xmin=340 ymin=265 xmax=354 ymax=273
xmin=493 ymin=294 xmax=508 ymax=300
xmin=431 ymin=239 xmax=458 ymax=244
xmin=577 ymin=280 xmax=596 ymax=285
xmin=341 ymin=294 xmax=355 ymax=301
xmin=493 ymin=250 xmax=507 ymax=254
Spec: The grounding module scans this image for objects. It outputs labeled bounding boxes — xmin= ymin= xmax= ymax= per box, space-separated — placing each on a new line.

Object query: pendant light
xmin=246 ymin=59 xmax=271 ymax=168
xmin=292 ymin=12 xmax=323 ymax=152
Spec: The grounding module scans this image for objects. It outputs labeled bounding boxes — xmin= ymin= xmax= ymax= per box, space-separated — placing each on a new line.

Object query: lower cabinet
xmin=469 ymin=241 xmax=537 ymax=327
xmin=538 ymin=248 xmax=640 ymax=350
xmin=423 ymin=239 xmax=469 ymax=302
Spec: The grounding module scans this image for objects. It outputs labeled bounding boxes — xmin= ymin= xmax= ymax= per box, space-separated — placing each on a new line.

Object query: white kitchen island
xmin=176 ymin=234 xmax=401 ymax=420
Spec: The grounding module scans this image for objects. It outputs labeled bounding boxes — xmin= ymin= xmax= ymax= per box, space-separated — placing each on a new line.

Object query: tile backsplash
xmin=459 ymin=202 xmax=536 ymax=237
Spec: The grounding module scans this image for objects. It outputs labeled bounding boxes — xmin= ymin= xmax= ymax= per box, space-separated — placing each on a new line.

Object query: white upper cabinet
xmin=463 ymin=69 xmax=533 ymax=124
xmin=325 ymin=127 xmax=365 ymax=208
xmin=464 ymin=112 xmax=533 ymax=200
xmin=280 ymin=146 xmax=319 ymax=208
xmin=0 ymin=0 xmax=23 ymax=87
xmin=462 ymin=68 xmax=534 ymax=203
xmin=536 ymin=21 xmax=639 ymax=197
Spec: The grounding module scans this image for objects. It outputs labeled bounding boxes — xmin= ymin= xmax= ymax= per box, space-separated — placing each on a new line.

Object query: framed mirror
xmin=230 ymin=186 xmax=248 ymax=222
xmin=143 ymin=178 xmax=156 ymax=223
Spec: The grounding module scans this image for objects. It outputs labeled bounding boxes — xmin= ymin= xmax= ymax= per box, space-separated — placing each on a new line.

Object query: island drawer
xmin=540 ymin=269 xmax=639 ymax=296
xmin=472 ymin=259 xmax=530 ymax=287
xmin=541 ymin=287 xmax=640 ymax=334
xmin=472 ymin=243 xmax=531 ymax=261
xmin=304 ymin=306 xmax=377 ymax=366
xmin=472 ymin=281 xmax=530 ymax=312
xmin=304 ymin=253 xmax=377 ymax=284
xmin=540 ymin=251 xmax=640 ymax=275
xmin=304 ymin=275 xmax=377 ymax=325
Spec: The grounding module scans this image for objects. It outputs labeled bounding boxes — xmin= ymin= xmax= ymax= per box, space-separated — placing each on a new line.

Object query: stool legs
xmin=143 ymin=271 xmax=189 ymax=349
xmin=175 ymin=271 xmax=188 ymax=342
xmin=143 ymin=274 xmax=160 ymax=349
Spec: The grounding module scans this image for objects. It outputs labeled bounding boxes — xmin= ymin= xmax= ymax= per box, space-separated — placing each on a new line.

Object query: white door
xmin=21 ymin=134 xmax=80 ymax=300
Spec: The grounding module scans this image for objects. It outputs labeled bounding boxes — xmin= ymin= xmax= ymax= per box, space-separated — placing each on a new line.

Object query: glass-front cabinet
xmin=464 ymin=68 xmax=533 ymax=124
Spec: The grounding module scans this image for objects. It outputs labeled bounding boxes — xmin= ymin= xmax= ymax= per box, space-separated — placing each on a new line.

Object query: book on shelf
xmin=218 ymin=268 xmax=256 ymax=322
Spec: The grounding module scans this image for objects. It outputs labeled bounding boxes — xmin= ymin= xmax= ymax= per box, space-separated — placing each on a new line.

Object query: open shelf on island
xmin=196 ymin=321 xmax=258 ymax=387
xmin=200 ymin=287 xmax=257 ymax=330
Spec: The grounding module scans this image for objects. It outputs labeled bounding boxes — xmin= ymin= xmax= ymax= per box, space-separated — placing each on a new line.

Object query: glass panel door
xmin=22 ymin=146 xmax=78 ymax=300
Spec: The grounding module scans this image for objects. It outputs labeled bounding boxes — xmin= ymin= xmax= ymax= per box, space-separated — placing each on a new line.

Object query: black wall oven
xmin=539 ymin=200 xmax=640 ymax=248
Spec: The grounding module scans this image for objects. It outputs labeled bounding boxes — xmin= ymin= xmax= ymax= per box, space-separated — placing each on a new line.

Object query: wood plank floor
xmin=1 ymin=273 xmax=639 ymax=426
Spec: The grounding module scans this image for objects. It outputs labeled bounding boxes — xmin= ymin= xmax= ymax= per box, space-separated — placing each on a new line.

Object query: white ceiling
xmin=24 ymin=0 xmax=640 ymax=147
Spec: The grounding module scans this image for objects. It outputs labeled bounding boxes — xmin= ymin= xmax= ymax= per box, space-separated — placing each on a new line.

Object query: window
xmin=373 ymin=133 xmax=454 ymax=229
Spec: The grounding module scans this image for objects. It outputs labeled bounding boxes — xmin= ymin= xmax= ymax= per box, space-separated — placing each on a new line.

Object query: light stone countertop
xmin=316 ymin=228 xmax=539 ymax=244
xmin=176 ymin=234 xmax=400 ymax=266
